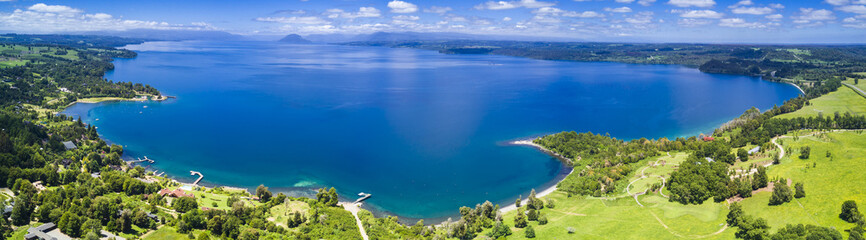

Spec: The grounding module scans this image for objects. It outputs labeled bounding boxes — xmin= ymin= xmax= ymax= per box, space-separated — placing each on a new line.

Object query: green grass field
xmin=775 ymin=87 xmax=866 ymax=119
xmin=143 ymin=226 xmax=188 ymax=240
xmin=736 ymin=131 xmax=866 ymax=231
xmin=492 ymin=152 xmax=735 ymax=239
xmin=268 ymin=200 xmax=311 ymax=227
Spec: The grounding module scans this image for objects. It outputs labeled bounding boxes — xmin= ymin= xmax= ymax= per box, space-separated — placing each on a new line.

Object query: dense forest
xmin=348 ymin=41 xmax=866 ymax=83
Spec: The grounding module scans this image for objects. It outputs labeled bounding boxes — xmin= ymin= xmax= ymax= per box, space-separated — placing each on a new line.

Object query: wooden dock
xmin=189 ymin=171 xmax=204 ymax=185
xmin=127 ymin=156 xmax=155 ymax=164
xmin=354 ymin=192 xmax=372 ymax=203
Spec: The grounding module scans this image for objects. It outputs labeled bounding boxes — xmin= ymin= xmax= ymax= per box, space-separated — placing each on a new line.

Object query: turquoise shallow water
xmin=62 ymin=41 xmax=801 ymax=221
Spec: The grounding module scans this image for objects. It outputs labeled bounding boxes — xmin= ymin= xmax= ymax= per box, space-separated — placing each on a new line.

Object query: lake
xmin=62 ymin=41 xmax=801 ymax=221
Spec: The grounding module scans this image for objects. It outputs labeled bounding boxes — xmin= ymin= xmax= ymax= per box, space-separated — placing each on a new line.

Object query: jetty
xmin=127 ymin=156 xmax=155 ymax=164
xmin=190 ymin=171 xmax=204 ymax=185
xmin=354 ymin=192 xmax=372 ymax=203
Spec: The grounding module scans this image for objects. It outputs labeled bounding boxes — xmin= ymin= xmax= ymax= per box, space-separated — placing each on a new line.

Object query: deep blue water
xmin=63 ymin=41 xmax=801 ymax=220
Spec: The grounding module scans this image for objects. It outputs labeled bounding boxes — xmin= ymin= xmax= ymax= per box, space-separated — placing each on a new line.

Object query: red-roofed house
xmin=158 ymin=188 xmax=194 ymax=198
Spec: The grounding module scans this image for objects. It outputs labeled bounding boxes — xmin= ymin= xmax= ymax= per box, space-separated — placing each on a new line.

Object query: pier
xmin=127 ymin=156 xmax=155 ymax=164
xmin=190 ymin=171 xmax=203 ymax=185
xmin=354 ymin=192 xmax=372 ymax=203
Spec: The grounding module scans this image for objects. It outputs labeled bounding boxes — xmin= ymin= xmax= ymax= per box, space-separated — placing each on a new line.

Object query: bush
xmin=799 ymin=146 xmax=811 ymax=159
xmin=794 ymin=182 xmax=805 ymax=198
xmin=538 ymin=214 xmax=548 ymax=225
xmin=841 ymin=200 xmax=864 ymax=223
xmin=727 ymin=202 xmax=744 ymax=227
xmin=525 ymin=225 xmax=536 ymax=238
xmin=567 ymin=227 xmax=576 ymax=234
xmin=769 ymin=183 xmax=793 ymax=205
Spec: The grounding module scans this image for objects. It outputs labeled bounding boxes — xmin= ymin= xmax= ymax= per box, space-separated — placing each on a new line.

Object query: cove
xmin=62 ymin=41 xmax=801 ymax=221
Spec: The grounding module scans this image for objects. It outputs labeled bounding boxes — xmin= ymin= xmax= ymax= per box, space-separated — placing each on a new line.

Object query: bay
xmin=63 ymin=41 xmax=801 ymax=220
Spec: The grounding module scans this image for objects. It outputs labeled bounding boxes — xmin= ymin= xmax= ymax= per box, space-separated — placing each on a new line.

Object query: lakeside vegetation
xmin=2 ymin=34 xmax=866 ymax=240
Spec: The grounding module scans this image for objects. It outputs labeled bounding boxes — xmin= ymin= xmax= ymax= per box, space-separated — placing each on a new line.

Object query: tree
xmin=735 ymin=216 xmax=770 ymax=240
xmin=172 ymin=196 xmax=198 ymax=213
xmin=545 ymin=197 xmax=555 ymax=209
xmin=794 ymin=182 xmax=805 ymax=198
xmin=769 ymin=183 xmax=793 ymax=205
xmin=737 ymin=148 xmax=749 ymax=161
xmin=255 ymin=185 xmax=272 ymax=202
xmin=515 ymin=196 xmax=521 ymax=208
xmin=525 ymin=225 xmax=536 ymax=238
xmin=528 ymin=189 xmax=543 ymax=210
xmin=486 ymin=220 xmax=512 ymax=239
xmin=81 ymin=218 xmax=102 ymax=237
xmin=753 ymin=166 xmax=768 ymax=189
xmin=841 ymin=200 xmax=864 ymax=223
xmin=197 ymin=232 xmax=211 ymax=240
xmin=799 ymin=146 xmax=811 ymax=159
xmin=737 ymin=178 xmax=753 ymax=198
xmin=226 ymin=195 xmax=240 ymax=207
xmin=727 ymin=202 xmax=744 ymax=227
xmin=11 ymin=194 xmax=34 ymax=226
xmin=852 ymin=230 xmax=865 ymax=240
xmin=527 ymin=208 xmax=538 ymax=221
xmin=514 ymin=211 xmax=527 ymax=228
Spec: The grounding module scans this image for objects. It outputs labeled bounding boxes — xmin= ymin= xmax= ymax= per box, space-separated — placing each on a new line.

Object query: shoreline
xmin=499 ymin=138 xmax=576 ymax=213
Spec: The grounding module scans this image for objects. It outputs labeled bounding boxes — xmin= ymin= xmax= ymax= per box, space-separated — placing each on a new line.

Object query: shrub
xmin=567 ymin=227 xmax=576 ymax=234
xmin=794 ymin=182 xmax=805 ymax=198
xmin=769 ymin=182 xmax=793 ymax=206
xmin=525 ymin=225 xmax=536 ymax=238
xmin=841 ymin=200 xmax=864 ymax=223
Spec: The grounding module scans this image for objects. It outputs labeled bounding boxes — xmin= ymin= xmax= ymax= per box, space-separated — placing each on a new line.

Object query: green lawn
xmin=736 ymin=131 xmax=866 ymax=231
xmin=775 ymin=87 xmax=866 ymax=119
xmin=493 ymin=151 xmax=735 ymax=239
xmin=268 ymin=200 xmax=311 ymax=227
xmin=495 ymin=191 xmax=731 ymax=239
xmin=143 ymin=226 xmax=189 ymax=240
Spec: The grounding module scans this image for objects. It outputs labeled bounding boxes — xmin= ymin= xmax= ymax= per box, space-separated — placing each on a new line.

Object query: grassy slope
xmin=737 ymin=131 xmax=866 ymax=231
xmin=142 ymin=226 xmax=188 ymax=240
xmin=493 ymin=152 xmax=734 ymax=239
xmin=775 ymin=87 xmax=866 ymax=119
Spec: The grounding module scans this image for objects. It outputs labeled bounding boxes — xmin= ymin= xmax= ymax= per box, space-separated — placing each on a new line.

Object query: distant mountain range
xmin=278 ymin=34 xmax=312 ymax=44
xmin=70 ymin=29 xmax=245 ymax=41
xmin=302 ymin=31 xmax=584 ymax=43
xmin=63 ymin=29 xmax=585 ymax=43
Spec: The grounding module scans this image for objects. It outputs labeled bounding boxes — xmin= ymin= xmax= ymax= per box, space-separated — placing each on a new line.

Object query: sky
xmin=0 ymin=0 xmax=864 ymax=43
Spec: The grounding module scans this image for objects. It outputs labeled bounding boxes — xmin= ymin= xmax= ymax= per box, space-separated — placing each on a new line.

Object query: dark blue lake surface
xmin=63 ymin=41 xmax=801 ymax=220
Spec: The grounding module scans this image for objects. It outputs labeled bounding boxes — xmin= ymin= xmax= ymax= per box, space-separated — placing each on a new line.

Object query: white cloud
xmin=625 ymin=11 xmax=654 ymax=25
xmin=325 ymin=7 xmax=382 ymax=19
xmin=616 ymin=0 xmax=636 ymax=3
xmin=719 ymin=18 xmax=769 ymax=28
xmin=678 ymin=18 xmax=713 ymax=26
xmin=838 ymin=5 xmax=866 ymax=14
xmin=605 ymin=7 xmax=633 ymax=13
xmin=731 ymin=0 xmax=753 ymax=7
xmin=668 ymin=0 xmax=715 ymax=8
xmin=535 ymin=7 xmax=605 ymax=17
xmin=677 ymin=9 xmax=724 ymax=18
xmin=255 ymin=16 xmax=330 ymax=25
xmin=0 ymin=3 xmax=213 ymax=33
xmin=732 ymin=7 xmax=773 ymax=15
xmin=825 ymin=0 xmax=849 ymax=6
xmin=638 ymin=0 xmax=657 ymax=6
xmin=388 ymin=1 xmax=418 ymax=14
xmin=503 ymin=17 xmax=512 ymax=21
xmin=27 ymin=3 xmax=82 ymax=14
xmin=423 ymin=6 xmax=452 ymax=14
xmin=393 ymin=15 xmax=419 ymax=20
xmin=475 ymin=0 xmax=555 ymax=10
xmin=792 ymin=8 xmax=835 ymax=27
xmin=765 ymin=14 xmax=783 ymax=20
xmin=769 ymin=3 xmax=785 ymax=9
xmin=842 ymin=16 xmax=866 ymax=28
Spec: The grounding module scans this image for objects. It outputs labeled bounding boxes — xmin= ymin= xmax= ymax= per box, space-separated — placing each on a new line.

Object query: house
xmin=24 ymin=222 xmax=72 ymax=240
xmin=702 ymin=136 xmax=715 ymax=141
xmin=157 ymin=188 xmax=194 ymax=198
xmin=61 ymin=141 xmax=76 ymax=150
xmin=748 ymin=146 xmax=761 ymax=155
xmin=59 ymin=159 xmax=73 ymax=168
xmin=32 ymin=181 xmax=46 ymax=192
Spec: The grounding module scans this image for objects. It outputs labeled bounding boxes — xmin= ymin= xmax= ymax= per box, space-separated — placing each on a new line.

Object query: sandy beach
xmin=499 ymin=167 xmax=574 ymax=213
xmin=498 ymin=138 xmax=577 ymax=213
